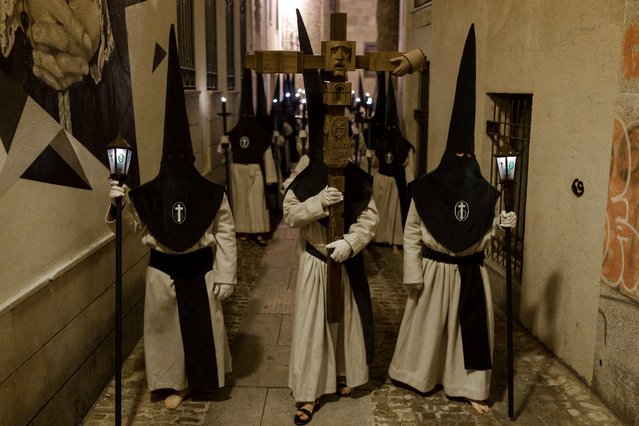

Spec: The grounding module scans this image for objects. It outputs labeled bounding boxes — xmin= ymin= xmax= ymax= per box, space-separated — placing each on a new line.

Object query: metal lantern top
xmin=106 ymin=132 xmax=133 ymax=180
xmin=494 ymin=142 xmax=518 ymax=183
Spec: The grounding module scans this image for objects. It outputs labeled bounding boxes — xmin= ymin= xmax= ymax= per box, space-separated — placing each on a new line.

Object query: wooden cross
xmin=246 ymin=13 xmax=407 ymax=323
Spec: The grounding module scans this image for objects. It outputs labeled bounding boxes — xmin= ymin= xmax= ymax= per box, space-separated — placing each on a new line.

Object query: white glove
xmin=109 ymin=179 xmax=127 ymax=205
xmin=326 ymin=239 xmax=352 ymax=263
xmin=319 ymin=186 xmax=343 ymax=207
xmin=214 ymin=283 xmax=234 ymax=301
xmin=217 ymin=135 xmax=230 ymax=157
xmin=499 ymin=210 xmax=517 ymax=229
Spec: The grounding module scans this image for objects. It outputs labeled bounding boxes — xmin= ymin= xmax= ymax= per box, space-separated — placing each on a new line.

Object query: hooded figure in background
xmin=256 ymin=71 xmax=283 ymax=212
xmin=370 ymin=71 xmax=387 ymax=152
xmin=228 ymin=69 xmax=278 ymax=246
xmin=372 ymin=74 xmax=415 ymax=251
xmin=282 ymin=9 xmax=379 ymax=425
xmin=107 ymin=25 xmax=237 ymax=410
xmin=388 ymin=25 xmax=516 ymax=415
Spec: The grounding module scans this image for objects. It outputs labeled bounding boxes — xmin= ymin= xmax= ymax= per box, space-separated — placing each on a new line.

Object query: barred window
xmin=486 ymin=94 xmax=532 ymax=280
xmin=176 ymin=0 xmax=195 ymax=89
xmin=226 ymin=0 xmax=235 ymax=90
xmin=205 ymin=0 xmax=218 ymax=90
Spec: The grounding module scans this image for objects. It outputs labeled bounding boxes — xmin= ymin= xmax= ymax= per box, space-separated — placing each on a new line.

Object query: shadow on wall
xmin=520 ymin=269 xmax=562 ymax=352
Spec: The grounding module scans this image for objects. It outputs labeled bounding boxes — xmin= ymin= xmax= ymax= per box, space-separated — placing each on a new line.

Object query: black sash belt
xmin=305 ymin=242 xmax=327 ymax=262
xmin=149 ymin=247 xmax=220 ymax=391
xmin=304 ymin=242 xmax=375 ymax=364
xmin=421 ymin=246 xmax=492 ymax=370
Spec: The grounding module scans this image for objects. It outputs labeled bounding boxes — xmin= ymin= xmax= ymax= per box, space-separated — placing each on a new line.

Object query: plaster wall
xmin=402 ymin=0 xmax=624 ymax=383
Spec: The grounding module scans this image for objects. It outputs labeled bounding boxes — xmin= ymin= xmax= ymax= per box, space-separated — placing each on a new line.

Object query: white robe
xmin=372 ymin=150 xmax=415 ymax=245
xmin=283 ymin=189 xmax=378 ymax=402
xmin=106 ymin=194 xmax=237 ymax=391
xmin=231 ymin=146 xmax=278 ymax=234
xmin=389 ymin=200 xmax=497 ymax=401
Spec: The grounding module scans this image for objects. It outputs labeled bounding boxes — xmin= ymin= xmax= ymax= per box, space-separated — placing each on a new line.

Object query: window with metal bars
xmin=205 ymin=0 xmax=218 ymax=90
xmin=176 ymin=0 xmax=195 ymax=89
xmin=226 ymin=0 xmax=235 ymax=90
xmin=486 ymin=94 xmax=532 ymax=280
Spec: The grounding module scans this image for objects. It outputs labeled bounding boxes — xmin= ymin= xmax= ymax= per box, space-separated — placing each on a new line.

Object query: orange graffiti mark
xmin=623 ymin=23 xmax=639 ymax=80
xmin=602 ymin=117 xmax=639 ymax=301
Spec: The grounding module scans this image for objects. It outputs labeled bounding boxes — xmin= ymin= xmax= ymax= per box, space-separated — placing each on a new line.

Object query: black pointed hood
xmin=269 ymin=76 xmax=284 ymax=129
xmin=129 ymin=25 xmax=224 ymax=252
xmin=256 ymin=73 xmax=273 ymax=133
xmin=444 ymin=23 xmax=476 ymax=158
xmin=370 ymin=71 xmax=386 ymax=148
xmin=239 ymin=68 xmax=254 ymax=117
xmin=410 ymin=24 xmax=500 ymax=253
xmin=228 ymin=68 xmax=271 ymax=164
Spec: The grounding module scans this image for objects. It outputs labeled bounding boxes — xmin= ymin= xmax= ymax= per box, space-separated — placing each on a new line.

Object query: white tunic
xmin=107 ymin=195 xmax=237 ymax=391
xmin=372 ymin=150 xmax=415 ymax=245
xmin=231 ymin=146 xmax=278 ymax=234
xmin=283 ymin=189 xmax=378 ymax=402
xmin=389 ymin=200 xmax=497 ymax=401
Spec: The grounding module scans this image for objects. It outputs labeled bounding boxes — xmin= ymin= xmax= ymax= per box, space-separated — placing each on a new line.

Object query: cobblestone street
xmin=83 ymin=221 xmax=624 ymax=425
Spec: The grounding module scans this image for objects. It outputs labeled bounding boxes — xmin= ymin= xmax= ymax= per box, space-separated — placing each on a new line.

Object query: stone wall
xmin=593 ymin=1 xmax=639 ymax=422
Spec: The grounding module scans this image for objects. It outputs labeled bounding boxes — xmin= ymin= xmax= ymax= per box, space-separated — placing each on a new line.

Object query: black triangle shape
xmin=0 ymin=67 xmax=28 ymax=153
xmin=21 ymin=145 xmax=92 ymax=190
xmin=152 ymin=43 xmax=167 ymax=73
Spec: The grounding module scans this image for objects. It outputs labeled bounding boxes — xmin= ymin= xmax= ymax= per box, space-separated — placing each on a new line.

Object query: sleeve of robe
xmin=283 ymin=190 xmax=328 ymax=228
xmin=263 ymin=146 xmax=278 ymax=185
xmin=343 ymin=198 xmax=379 ymax=256
xmin=403 ymin=200 xmax=424 ymax=286
xmin=211 ymin=194 xmax=237 ymax=285
xmin=104 ymin=193 xmax=144 ymax=235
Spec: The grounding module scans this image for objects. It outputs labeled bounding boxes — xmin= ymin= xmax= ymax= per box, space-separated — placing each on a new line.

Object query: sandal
xmin=294 ymin=399 xmax=319 ymax=425
xmin=336 ymin=382 xmax=352 ymax=397
xmin=255 ymin=235 xmax=267 ymax=247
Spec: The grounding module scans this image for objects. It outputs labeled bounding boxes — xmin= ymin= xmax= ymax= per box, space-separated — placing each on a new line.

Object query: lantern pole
xmin=106 ymin=134 xmax=133 ymax=426
xmin=218 ymin=97 xmax=232 ymax=209
xmin=494 ymin=143 xmax=518 ymax=420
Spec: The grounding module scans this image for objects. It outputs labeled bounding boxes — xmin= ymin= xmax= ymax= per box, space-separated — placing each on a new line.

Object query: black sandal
xmin=336 ymin=382 xmax=352 ymax=397
xmin=294 ymin=400 xmax=319 ymax=425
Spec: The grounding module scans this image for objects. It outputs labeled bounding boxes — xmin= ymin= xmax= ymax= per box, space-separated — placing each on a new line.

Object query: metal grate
xmin=205 ymin=0 xmax=218 ymax=90
xmin=226 ymin=0 xmax=235 ymax=90
xmin=177 ymin=0 xmax=195 ymax=89
xmin=486 ymin=94 xmax=532 ymax=280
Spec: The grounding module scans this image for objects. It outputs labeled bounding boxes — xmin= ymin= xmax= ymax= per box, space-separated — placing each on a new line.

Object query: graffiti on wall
xmin=602 ymin=117 xmax=639 ymax=301
xmin=0 ymin=0 xmax=138 ymax=196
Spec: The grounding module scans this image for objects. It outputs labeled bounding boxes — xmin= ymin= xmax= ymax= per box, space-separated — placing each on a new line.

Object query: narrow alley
xmin=83 ymin=222 xmax=623 ymax=425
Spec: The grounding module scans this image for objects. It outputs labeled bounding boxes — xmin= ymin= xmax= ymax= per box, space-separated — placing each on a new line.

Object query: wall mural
xmin=602 ymin=117 xmax=639 ymax=301
xmin=0 ymin=0 xmax=139 ymax=196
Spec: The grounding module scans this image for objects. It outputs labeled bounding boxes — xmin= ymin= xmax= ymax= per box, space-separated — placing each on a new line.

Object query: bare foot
xmin=164 ymin=388 xmax=189 ymax=410
xmin=392 ymin=245 xmax=401 ymax=254
xmin=468 ymin=399 xmax=491 ymax=414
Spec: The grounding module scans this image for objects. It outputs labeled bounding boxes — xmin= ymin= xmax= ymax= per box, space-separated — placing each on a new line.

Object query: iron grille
xmin=486 ymin=94 xmax=532 ymax=280
xmin=205 ymin=0 xmax=218 ymax=90
xmin=226 ymin=0 xmax=235 ymax=90
xmin=177 ymin=0 xmax=195 ymax=89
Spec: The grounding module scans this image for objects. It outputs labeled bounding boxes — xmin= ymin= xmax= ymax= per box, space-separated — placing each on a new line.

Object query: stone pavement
xmin=83 ymin=221 xmax=625 ymax=425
